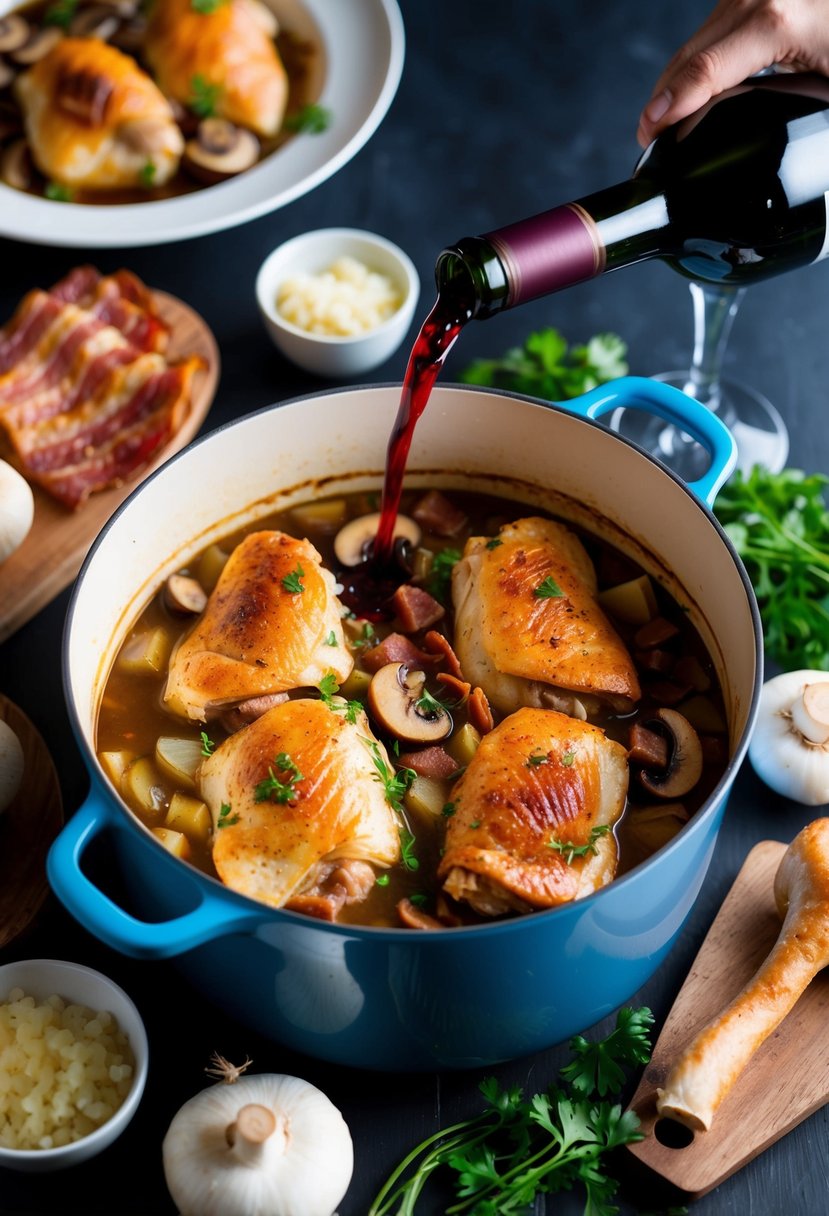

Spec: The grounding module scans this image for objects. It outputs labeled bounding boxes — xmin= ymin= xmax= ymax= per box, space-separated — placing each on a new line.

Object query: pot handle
xmin=47 ymin=792 xmax=261 ymax=959
xmin=559 ymin=375 xmax=737 ymax=506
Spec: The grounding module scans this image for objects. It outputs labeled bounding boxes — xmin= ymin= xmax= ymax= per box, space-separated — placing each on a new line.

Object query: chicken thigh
xmin=200 ymin=698 xmax=400 ymax=915
xmin=164 ymin=530 xmax=352 ymax=721
xmin=438 ymin=706 xmax=628 ymax=916
xmin=451 ymin=516 xmax=640 ymax=718
xmin=15 ymin=39 xmax=183 ymax=189
xmin=144 ymin=0 xmax=288 ymax=138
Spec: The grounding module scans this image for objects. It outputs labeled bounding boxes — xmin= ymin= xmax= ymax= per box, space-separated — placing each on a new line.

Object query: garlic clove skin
xmin=0 ymin=718 xmax=25 ymax=815
xmin=0 ymin=459 xmax=34 ymax=564
xmin=162 ymin=1072 xmax=353 ymax=1216
xmin=749 ymin=670 xmax=829 ymax=805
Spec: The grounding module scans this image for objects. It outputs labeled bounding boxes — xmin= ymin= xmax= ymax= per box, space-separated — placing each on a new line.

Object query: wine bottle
xmin=436 ymin=73 xmax=829 ymax=318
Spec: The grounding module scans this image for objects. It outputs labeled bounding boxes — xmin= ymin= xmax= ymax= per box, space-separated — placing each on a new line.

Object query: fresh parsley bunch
xmin=713 ymin=466 xmax=829 ymax=671
xmin=369 ymin=1006 xmax=654 ymax=1216
xmin=460 ymin=328 xmax=628 ymax=401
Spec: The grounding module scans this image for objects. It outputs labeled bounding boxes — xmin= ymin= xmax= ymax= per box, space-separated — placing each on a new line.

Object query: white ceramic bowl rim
xmin=256 ymin=227 xmax=421 ymax=345
xmin=61 ymin=381 xmax=764 ymax=940
xmin=0 ymin=958 xmax=149 ymax=1162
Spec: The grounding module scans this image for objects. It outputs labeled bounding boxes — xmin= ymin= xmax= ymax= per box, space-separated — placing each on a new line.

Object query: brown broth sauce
xmin=96 ymin=488 xmax=729 ymax=928
xmin=3 ymin=2 xmax=323 ymax=206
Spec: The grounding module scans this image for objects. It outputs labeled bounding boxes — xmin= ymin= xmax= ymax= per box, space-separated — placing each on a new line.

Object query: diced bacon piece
xmin=361 ymin=631 xmax=438 ymax=674
xmin=49 ymin=265 xmax=102 ymax=303
xmin=423 ymin=629 xmax=464 ymax=679
xmin=284 ymin=893 xmax=344 ymax=921
xmin=468 ymin=686 xmax=494 ymax=734
xmin=0 ymin=292 xmax=65 ymax=375
xmin=412 ymin=489 xmax=468 ymax=537
xmin=437 ymin=673 xmax=470 ymax=704
xmin=628 ymin=722 xmax=670 ymax=769
xmin=396 ymin=745 xmax=458 ymax=778
xmin=392 ymin=583 xmax=445 ymax=632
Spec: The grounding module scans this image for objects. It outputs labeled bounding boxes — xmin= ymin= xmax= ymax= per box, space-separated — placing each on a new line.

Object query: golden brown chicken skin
xmin=144 ymin=0 xmax=288 ymax=138
xmin=452 ymin=516 xmax=641 ymax=719
xmin=15 ymin=38 xmax=183 ymax=189
xmin=200 ymin=698 xmax=400 ymax=914
xmin=439 ymin=707 xmax=628 ymax=917
xmin=164 ymin=530 xmax=352 ymax=721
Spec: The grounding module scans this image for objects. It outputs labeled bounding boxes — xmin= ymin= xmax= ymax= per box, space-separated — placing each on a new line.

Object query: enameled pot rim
xmin=61 ymin=381 xmax=764 ymax=939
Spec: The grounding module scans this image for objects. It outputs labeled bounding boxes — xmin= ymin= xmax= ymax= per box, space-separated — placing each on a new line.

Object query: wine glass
xmin=610 ymin=280 xmax=789 ymax=480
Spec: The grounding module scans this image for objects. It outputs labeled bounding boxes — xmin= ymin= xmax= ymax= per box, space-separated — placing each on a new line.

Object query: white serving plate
xmin=0 ymin=0 xmax=404 ymax=247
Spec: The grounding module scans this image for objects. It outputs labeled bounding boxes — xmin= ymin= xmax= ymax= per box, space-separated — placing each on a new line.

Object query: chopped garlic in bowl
xmin=276 ymin=255 xmax=403 ymax=336
xmin=256 ymin=228 xmax=420 ymax=377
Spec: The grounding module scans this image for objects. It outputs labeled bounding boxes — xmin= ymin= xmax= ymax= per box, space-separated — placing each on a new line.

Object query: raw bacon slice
xmin=0 ymin=266 xmax=199 ymax=510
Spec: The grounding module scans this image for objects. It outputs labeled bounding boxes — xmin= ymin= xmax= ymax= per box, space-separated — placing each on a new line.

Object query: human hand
xmin=637 ymin=0 xmax=829 ymax=147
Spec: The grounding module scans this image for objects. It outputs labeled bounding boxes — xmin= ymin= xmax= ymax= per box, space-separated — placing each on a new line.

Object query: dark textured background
xmin=1 ymin=1 xmax=827 ymax=1212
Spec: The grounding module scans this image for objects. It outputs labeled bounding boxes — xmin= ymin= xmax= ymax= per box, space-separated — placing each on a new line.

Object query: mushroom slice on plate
xmin=183 ymin=118 xmax=259 ymax=183
xmin=0 ymin=15 xmax=28 ymax=54
xmin=10 ymin=27 xmax=63 ymax=66
xmin=334 ymin=512 xmax=421 ymax=568
xmin=0 ymin=138 xmax=33 ymax=190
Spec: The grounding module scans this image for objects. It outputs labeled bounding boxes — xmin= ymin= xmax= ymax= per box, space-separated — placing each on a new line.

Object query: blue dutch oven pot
xmin=49 ymin=379 xmax=761 ymax=1070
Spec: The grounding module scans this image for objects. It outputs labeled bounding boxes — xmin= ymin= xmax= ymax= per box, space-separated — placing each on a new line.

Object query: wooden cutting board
xmin=0 ymin=694 xmax=63 ymax=948
xmin=0 ymin=290 xmax=220 ymax=644
xmin=626 ymin=838 xmax=829 ymax=1197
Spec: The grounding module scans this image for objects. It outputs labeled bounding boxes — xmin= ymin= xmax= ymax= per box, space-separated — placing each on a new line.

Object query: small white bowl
xmin=0 ymin=959 xmax=148 ymax=1172
xmin=256 ymin=227 xmax=420 ymax=377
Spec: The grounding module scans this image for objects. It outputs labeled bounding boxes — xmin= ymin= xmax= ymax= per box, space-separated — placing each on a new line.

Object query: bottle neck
xmin=436 ymin=179 xmax=670 ymax=318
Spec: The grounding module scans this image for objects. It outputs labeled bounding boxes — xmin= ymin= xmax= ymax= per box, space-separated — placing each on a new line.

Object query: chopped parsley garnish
xmin=349 ymin=622 xmax=376 ymax=649
xmin=534 ymin=575 xmax=564 ymax=599
xmin=325 ymin=630 xmax=338 ymax=646
xmin=547 ymin=823 xmax=611 ymax=864
xmin=398 ymin=825 xmax=420 ymax=871
xmin=281 ymin=563 xmax=305 ymax=594
xmin=200 ymin=731 xmax=215 ymax=757
xmin=469 ymin=819 xmax=482 ymax=829
xmin=561 ymin=750 xmax=576 ymax=767
xmin=361 ymin=737 xmax=415 ymax=814
xmin=409 ymin=892 xmax=428 ymax=907
xmin=441 ymin=801 xmax=456 ymax=817
xmin=375 ymin=873 xmax=390 ymax=887
xmin=217 ymin=802 xmax=239 ymax=828
xmin=254 ymin=753 xmax=304 ymax=804
xmin=188 ymin=74 xmax=222 ymax=118
xmin=318 ymin=673 xmax=363 ymax=724
xmin=139 ymin=161 xmax=157 ymax=188
xmin=283 ymin=104 xmax=333 ymax=134
xmin=191 ymin=0 xmax=227 ymax=11
xmin=526 ymin=751 xmax=549 ymax=767
xmin=427 ymin=547 xmax=462 ymax=603
xmin=44 ymin=0 xmax=79 ymax=28
xmin=45 ymin=182 xmax=73 ymax=202
xmin=485 ymin=537 xmax=503 ymax=550
xmin=415 ymin=687 xmax=452 ymax=717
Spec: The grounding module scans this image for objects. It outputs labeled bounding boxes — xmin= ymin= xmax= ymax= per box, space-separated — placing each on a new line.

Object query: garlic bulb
xmin=162 ymin=1069 xmax=353 ymax=1216
xmin=0 ymin=459 xmax=34 ymax=564
xmin=0 ymin=718 xmax=25 ymax=815
xmin=749 ymin=670 xmax=829 ymax=805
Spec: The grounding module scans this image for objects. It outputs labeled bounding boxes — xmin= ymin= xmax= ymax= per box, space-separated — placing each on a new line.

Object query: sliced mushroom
xmin=367 ymin=662 xmax=452 ymax=745
xmin=11 ymin=26 xmax=63 ymax=66
xmin=334 ymin=512 xmax=422 ymax=568
xmin=182 ymin=118 xmax=259 ymax=184
xmin=164 ymin=574 xmax=208 ymax=616
xmin=0 ymin=139 xmax=33 ymax=191
xmin=69 ymin=6 xmax=122 ymax=40
xmin=0 ymin=15 xmax=30 ymax=54
xmin=638 ymin=707 xmax=703 ymax=799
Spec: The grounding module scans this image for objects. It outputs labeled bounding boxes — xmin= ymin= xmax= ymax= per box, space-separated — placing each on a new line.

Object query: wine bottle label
xmin=485 ymin=203 xmax=605 ymax=305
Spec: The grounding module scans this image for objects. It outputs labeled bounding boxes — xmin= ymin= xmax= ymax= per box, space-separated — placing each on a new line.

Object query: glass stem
xmin=682 ymin=281 xmax=746 ymax=416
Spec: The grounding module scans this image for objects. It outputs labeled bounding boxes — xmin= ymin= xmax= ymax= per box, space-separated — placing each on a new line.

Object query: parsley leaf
xmin=361 ymin=736 xmax=415 ymax=814
xmin=485 ymin=537 xmax=503 ymax=550
xmin=191 ymin=0 xmax=227 ymax=10
xmin=253 ymin=753 xmax=303 ymax=804
xmin=461 ymin=327 xmax=628 ymax=401
xmin=200 ymin=731 xmax=215 ymax=757
xmin=561 ymin=1006 xmax=655 ymax=1098
xmin=318 ymin=674 xmax=363 ymax=724
xmin=139 ymin=161 xmax=157 ymax=188
xmin=427 ymin=547 xmax=461 ymax=603
xmin=217 ymin=802 xmax=238 ymax=828
xmin=325 ymin=630 xmax=338 ymax=646
xmin=45 ymin=182 xmax=73 ymax=202
xmin=547 ymin=823 xmax=611 ymax=865
xmin=283 ymin=103 xmax=333 ymax=134
xmin=712 ymin=465 xmax=829 ymax=671
xmin=44 ymin=0 xmax=79 ymax=28
xmin=368 ymin=1008 xmax=651 ymax=1216
xmin=281 ymin=563 xmax=305 ymax=594
xmin=188 ymin=74 xmax=222 ymax=118
xmin=534 ymin=575 xmax=564 ymax=598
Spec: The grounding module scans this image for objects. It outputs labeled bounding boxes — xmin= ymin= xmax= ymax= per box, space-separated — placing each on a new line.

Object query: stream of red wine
xmin=338 ymin=290 xmax=472 ymax=619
